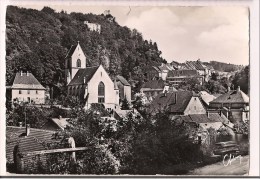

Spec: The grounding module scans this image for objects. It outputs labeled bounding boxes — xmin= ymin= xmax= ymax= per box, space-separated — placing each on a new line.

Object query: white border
xmin=0 ymin=0 xmax=259 ymax=176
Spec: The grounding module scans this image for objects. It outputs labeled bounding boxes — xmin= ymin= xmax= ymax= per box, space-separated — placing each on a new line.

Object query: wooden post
xmin=68 ymin=137 xmax=76 ymax=164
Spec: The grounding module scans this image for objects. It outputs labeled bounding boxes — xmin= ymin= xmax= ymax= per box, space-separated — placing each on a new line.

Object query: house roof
xmin=200 ymin=91 xmax=216 ymax=106
xmin=149 ymin=91 xmax=194 ymax=113
xmin=158 ymin=64 xmax=169 ymax=71
xmin=167 ymin=70 xmax=198 ymax=77
xmin=68 ymin=66 xmax=99 ymax=86
xmin=65 ymin=45 xmax=77 ymax=59
xmin=142 ymin=79 xmax=165 ymax=89
xmin=177 ymin=113 xmax=229 ymax=124
xmin=51 ymin=118 xmax=71 ymax=130
xmin=6 ymin=126 xmax=58 ymax=162
xmin=210 ymin=88 xmax=249 ymax=104
xmin=11 ymin=72 xmax=45 ymax=90
xmin=116 ymin=75 xmax=130 ymax=86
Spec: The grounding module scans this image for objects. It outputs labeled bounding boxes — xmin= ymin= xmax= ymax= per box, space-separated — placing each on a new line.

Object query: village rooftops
xmin=68 ymin=66 xmax=99 ymax=86
xmin=6 ymin=126 xmax=58 ymax=163
xmin=177 ymin=113 xmax=229 ymax=124
xmin=149 ymin=91 xmax=198 ymax=114
xmin=210 ymin=86 xmax=249 ymax=104
xmin=167 ymin=69 xmax=198 ymax=77
xmin=10 ymin=72 xmax=45 ymax=90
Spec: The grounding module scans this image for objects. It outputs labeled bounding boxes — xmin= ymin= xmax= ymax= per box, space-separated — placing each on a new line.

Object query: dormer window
xmin=77 ymin=59 xmax=81 ymax=67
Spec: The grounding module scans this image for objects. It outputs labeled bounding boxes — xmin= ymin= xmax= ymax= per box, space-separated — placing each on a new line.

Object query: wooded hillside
xmin=6 ymin=6 xmax=165 ymax=93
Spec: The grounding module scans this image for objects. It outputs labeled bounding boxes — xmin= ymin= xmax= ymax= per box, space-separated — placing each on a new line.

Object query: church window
xmin=98 ymin=82 xmax=105 ymax=103
xmin=77 ymin=59 xmax=81 ymax=67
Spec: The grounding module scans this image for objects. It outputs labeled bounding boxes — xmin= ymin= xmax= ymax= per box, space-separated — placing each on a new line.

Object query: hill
xmin=6 ymin=6 xmax=165 ymax=97
xmin=203 ymin=61 xmax=244 ymax=72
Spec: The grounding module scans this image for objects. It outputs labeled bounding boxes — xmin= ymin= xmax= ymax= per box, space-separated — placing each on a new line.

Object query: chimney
xmin=21 ymin=71 xmax=23 ymax=76
xmin=237 ymin=86 xmax=240 ymax=92
xmin=227 ymin=86 xmax=230 ymax=92
xmin=83 ymin=77 xmax=86 ymax=84
xmin=26 ymin=124 xmax=30 ymax=136
xmin=19 ymin=122 xmax=23 ymax=128
xmin=59 ymin=115 xmax=62 ymax=120
xmin=26 ymin=71 xmax=29 ymax=76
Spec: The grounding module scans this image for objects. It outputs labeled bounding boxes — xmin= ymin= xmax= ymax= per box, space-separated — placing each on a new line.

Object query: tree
xmin=121 ymin=97 xmax=130 ymax=110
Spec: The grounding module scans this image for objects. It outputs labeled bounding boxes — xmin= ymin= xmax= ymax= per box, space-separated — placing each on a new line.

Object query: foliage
xmin=232 ymin=66 xmax=249 ymax=94
xmin=203 ymin=61 xmax=243 ymax=72
xmin=120 ymin=97 xmax=130 ymax=110
xmin=178 ymin=77 xmax=206 ymax=93
xmin=6 ymin=103 xmax=50 ymax=128
xmin=6 ymin=6 xmax=165 ymax=96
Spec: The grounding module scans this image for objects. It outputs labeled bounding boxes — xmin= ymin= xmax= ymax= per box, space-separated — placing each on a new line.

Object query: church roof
xmin=11 ymin=72 xmax=45 ymax=90
xmin=116 ymin=75 xmax=130 ymax=86
xmin=68 ymin=66 xmax=99 ymax=86
xmin=65 ymin=45 xmax=77 ymax=59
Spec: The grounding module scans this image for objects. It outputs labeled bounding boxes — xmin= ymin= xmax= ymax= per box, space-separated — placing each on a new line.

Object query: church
xmin=65 ymin=42 xmax=130 ymax=110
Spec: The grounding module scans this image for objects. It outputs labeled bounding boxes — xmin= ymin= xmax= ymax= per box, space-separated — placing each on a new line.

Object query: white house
xmin=7 ymin=72 xmax=45 ymax=104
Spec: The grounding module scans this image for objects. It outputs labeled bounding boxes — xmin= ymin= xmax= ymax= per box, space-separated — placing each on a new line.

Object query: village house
xmin=174 ymin=112 xmax=235 ymax=149
xmin=116 ymin=75 xmax=131 ymax=103
xmin=209 ymin=86 xmax=249 ymax=123
xmin=166 ymin=69 xmax=204 ymax=86
xmin=149 ymin=91 xmax=206 ymax=115
xmin=6 ymin=72 xmax=46 ymax=105
xmin=140 ymin=79 xmax=177 ymax=102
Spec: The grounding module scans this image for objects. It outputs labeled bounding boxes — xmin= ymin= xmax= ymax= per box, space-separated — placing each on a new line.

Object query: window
xmin=98 ymin=82 xmax=105 ymax=103
xmin=36 ymin=90 xmax=38 ymax=94
xmin=19 ymin=90 xmax=22 ymax=94
xmin=27 ymin=90 xmax=30 ymax=94
xmin=77 ymin=59 xmax=81 ymax=67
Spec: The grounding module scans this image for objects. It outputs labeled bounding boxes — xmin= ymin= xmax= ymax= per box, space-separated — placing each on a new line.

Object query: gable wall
xmin=184 ymin=97 xmax=206 ymax=115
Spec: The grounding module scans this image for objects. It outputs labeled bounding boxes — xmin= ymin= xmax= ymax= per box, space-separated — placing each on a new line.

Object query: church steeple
xmin=65 ymin=42 xmax=87 ymax=84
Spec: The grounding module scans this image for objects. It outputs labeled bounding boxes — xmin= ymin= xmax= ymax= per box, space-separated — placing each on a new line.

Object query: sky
xmin=13 ymin=4 xmax=249 ymax=65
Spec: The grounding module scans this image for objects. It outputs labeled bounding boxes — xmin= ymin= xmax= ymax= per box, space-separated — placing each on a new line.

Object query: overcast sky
xmin=14 ymin=5 xmax=249 ymax=65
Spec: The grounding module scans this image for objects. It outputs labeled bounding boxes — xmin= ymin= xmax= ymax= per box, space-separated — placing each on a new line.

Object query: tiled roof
xmin=68 ymin=66 xmax=99 ymax=86
xmin=158 ymin=64 xmax=169 ymax=71
xmin=51 ymin=118 xmax=71 ymax=130
xmin=167 ymin=70 xmax=198 ymax=77
xmin=149 ymin=91 xmax=194 ymax=113
xmin=11 ymin=73 xmax=45 ymax=90
xmin=116 ymin=75 xmax=130 ymax=86
xmin=210 ymin=89 xmax=249 ymax=104
xmin=65 ymin=45 xmax=77 ymax=58
xmin=178 ymin=113 xmax=229 ymax=124
xmin=6 ymin=126 xmax=57 ymax=162
xmin=200 ymin=91 xmax=216 ymax=106
xmin=142 ymin=79 xmax=165 ymax=89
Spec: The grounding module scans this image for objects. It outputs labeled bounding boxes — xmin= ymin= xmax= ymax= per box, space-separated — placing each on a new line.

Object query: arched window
xmin=77 ymin=59 xmax=81 ymax=67
xmin=98 ymin=82 xmax=105 ymax=103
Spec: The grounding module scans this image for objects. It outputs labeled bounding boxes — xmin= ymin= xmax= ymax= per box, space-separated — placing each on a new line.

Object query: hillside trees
xmin=6 ymin=6 xmax=165 ymax=97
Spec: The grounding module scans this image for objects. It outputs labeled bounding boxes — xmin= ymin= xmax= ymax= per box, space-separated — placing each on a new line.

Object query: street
xmin=189 ymin=155 xmax=249 ymax=175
